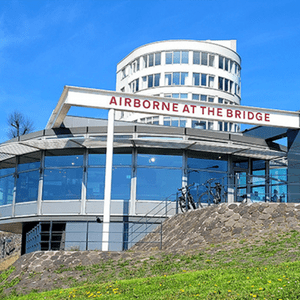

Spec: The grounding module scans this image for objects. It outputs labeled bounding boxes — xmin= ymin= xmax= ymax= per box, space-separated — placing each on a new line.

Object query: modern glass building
xmin=0 ymin=40 xmax=298 ymax=254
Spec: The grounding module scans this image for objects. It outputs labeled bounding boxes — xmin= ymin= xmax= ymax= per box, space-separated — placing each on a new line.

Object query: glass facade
xmin=0 ymin=148 xmax=289 ymax=207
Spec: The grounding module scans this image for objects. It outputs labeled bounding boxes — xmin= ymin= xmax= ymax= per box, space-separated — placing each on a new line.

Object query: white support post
xmin=102 ymin=109 xmax=115 ymax=251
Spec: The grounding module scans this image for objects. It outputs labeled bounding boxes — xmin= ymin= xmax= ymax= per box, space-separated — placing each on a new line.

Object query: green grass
xmin=4 ymin=261 xmax=300 ymax=299
xmin=1 ymin=230 xmax=300 ymax=299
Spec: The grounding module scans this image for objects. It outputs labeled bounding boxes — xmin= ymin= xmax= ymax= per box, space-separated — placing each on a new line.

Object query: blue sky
xmin=0 ymin=0 xmax=300 ymax=142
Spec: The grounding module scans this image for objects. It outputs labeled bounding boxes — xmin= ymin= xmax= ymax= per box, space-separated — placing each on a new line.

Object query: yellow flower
xmin=278 ymin=279 xmax=282 ymax=281
xmin=259 ymin=287 xmax=263 ymax=290
xmin=228 ymin=290 xmax=231 ymax=293
xmin=247 ymin=277 xmax=250 ymax=279
xmin=268 ymin=280 xmax=271 ymax=283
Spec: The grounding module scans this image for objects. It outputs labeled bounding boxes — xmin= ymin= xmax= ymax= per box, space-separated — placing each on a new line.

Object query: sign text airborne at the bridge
xmin=47 ymin=87 xmax=300 ymax=129
xmin=109 ymin=96 xmax=271 ymax=124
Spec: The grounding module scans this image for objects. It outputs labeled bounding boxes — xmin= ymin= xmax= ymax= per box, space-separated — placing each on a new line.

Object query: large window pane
xmin=18 ymin=161 xmax=40 ymax=172
xmin=137 ymin=168 xmax=182 ymax=200
xmin=89 ymin=154 xmax=106 ymax=166
xmin=148 ymin=75 xmax=153 ymax=88
xmin=0 ymin=175 xmax=14 ymax=206
xmin=182 ymin=51 xmax=189 ymax=64
xmin=193 ymin=51 xmax=200 ymax=64
xmin=148 ymin=54 xmax=154 ymax=67
xmin=181 ymin=72 xmax=188 ymax=85
xmin=155 ymin=53 xmax=161 ymax=65
xmin=16 ymin=170 xmax=39 ymax=203
xmin=201 ymin=52 xmax=208 ymax=65
xmin=43 ymin=168 xmax=83 ymax=200
xmin=137 ymin=153 xmax=182 ymax=167
xmin=188 ymin=171 xmax=227 ymax=197
xmin=193 ymin=73 xmax=200 ymax=86
xmin=166 ymin=52 xmax=172 ymax=64
xmin=45 ymin=155 xmax=83 ymax=167
xmin=154 ymin=74 xmax=160 ymax=86
xmin=0 ymin=168 xmax=15 ymax=177
xmin=87 ymin=168 xmax=105 ymax=199
xmin=173 ymin=72 xmax=180 ymax=85
xmin=173 ymin=51 xmax=180 ymax=64
xmin=113 ymin=154 xmax=132 ymax=166
xmin=201 ymin=74 xmax=207 ymax=86
xmin=112 ymin=167 xmax=131 ymax=199
xmin=165 ymin=73 xmax=171 ymax=85
xmin=187 ymin=157 xmax=227 ymax=172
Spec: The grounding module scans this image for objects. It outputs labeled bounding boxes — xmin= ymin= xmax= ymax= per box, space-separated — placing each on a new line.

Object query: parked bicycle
xmin=199 ymin=178 xmax=227 ymax=205
xmin=177 ymin=184 xmax=199 ymax=212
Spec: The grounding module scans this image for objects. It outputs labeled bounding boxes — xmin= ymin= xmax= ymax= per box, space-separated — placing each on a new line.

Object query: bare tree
xmin=7 ymin=110 xmax=34 ymax=138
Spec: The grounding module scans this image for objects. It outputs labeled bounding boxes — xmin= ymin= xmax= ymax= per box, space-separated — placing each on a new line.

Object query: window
xmin=192 ymin=94 xmax=199 ymax=101
xmin=218 ymin=77 xmax=234 ymax=94
xmin=201 ymin=74 xmax=207 ymax=86
xmin=165 ymin=73 xmax=171 ymax=85
xmin=136 ymin=152 xmax=182 ymax=200
xmin=201 ymin=52 xmax=208 ymax=65
xmin=193 ymin=73 xmax=210 ymax=87
xmin=208 ymin=76 xmax=214 ymax=88
xmin=165 ymin=72 xmax=188 ymax=86
xmin=193 ymin=73 xmax=199 ymax=86
xmin=149 ymin=53 xmax=154 ymax=67
xmin=141 ymin=74 xmax=160 ymax=89
xmin=154 ymin=74 xmax=160 ymax=86
xmin=201 ymin=95 xmax=207 ymax=102
xmin=193 ymin=51 xmax=200 ymax=64
xmin=43 ymin=153 xmax=83 ymax=200
xmin=130 ymin=78 xmax=139 ymax=92
xmin=165 ymin=51 xmax=189 ymax=64
xmin=87 ymin=152 xmax=131 ymax=200
xmin=218 ymin=77 xmax=223 ymax=90
xmin=193 ymin=52 xmax=214 ymax=67
xmin=155 ymin=53 xmax=161 ymax=65
xmin=209 ymin=54 xmax=215 ymax=67
xmin=192 ymin=120 xmax=206 ymax=129
xmin=148 ymin=74 xmax=153 ymax=88
xmin=166 ymin=52 xmax=172 ymax=64
xmin=0 ymin=161 xmax=15 ymax=206
xmin=219 ymin=56 xmax=224 ymax=69
xmin=166 ymin=93 xmax=188 ymax=99
xmin=181 ymin=72 xmax=188 ymax=85
xmin=16 ymin=156 xmax=40 ymax=203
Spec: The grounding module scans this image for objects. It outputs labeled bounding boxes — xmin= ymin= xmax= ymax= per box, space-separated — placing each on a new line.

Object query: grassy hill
xmin=1 ymin=203 xmax=300 ymax=299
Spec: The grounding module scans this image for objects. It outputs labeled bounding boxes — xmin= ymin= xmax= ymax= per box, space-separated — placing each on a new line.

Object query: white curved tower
xmin=115 ymin=40 xmax=241 ymax=132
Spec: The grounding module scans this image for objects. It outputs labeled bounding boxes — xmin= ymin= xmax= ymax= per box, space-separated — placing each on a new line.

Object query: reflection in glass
xmin=112 ymin=167 xmax=131 ymax=199
xmin=45 ymin=155 xmax=83 ymax=167
xmin=193 ymin=51 xmax=200 ymax=64
xmin=0 ymin=175 xmax=14 ymax=206
xmin=18 ymin=161 xmax=40 ymax=172
xmin=173 ymin=72 xmax=180 ymax=85
xmin=173 ymin=51 xmax=180 ymax=64
xmin=138 ymin=153 xmax=182 ymax=167
xmin=188 ymin=157 xmax=227 ymax=171
xmin=87 ymin=168 xmax=105 ymax=199
xmin=137 ymin=168 xmax=181 ymax=200
xmin=43 ymin=168 xmax=83 ymax=200
xmin=166 ymin=52 xmax=172 ymax=64
xmin=16 ymin=170 xmax=39 ymax=203
xmin=182 ymin=51 xmax=189 ymax=64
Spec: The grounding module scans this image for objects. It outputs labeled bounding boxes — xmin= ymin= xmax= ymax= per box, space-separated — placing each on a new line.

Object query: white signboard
xmin=47 ymin=86 xmax=300 ymax=129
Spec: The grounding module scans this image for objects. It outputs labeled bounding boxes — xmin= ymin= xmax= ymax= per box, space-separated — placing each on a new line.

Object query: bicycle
xmin=177 ymin=184 xmax=199 ymax=212
xmin=199 ymin=178 xmax=227 ymax=205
